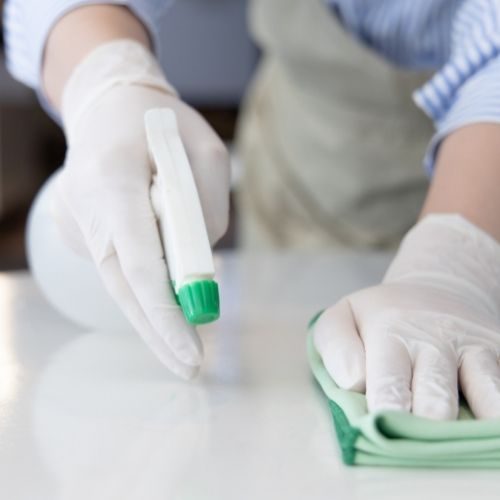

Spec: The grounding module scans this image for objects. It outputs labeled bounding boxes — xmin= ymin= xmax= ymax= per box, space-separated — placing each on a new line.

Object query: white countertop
xmin=1 ymin=251 xmax=499 ymax=500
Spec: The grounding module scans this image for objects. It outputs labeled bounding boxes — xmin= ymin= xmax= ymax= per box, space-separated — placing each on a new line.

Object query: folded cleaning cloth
xmin=307 ymin=326 xmax=500 ymax=468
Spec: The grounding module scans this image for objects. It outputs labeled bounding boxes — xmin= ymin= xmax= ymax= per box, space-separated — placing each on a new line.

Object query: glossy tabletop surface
xmin=1 ymin=252 xmax=500 ymax=500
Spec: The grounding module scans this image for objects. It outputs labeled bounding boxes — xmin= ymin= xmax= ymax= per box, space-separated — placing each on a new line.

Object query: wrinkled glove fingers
xmin=99 ymin=252 xmax=199 ymax=379
xmin=108 ymin=194 xmax=202 ymax=367
xmin=411 ymin=344 xmax=459 ymax=420
xmin=312 ymin=299 xmax=365 ymax=392
xmin=460 ymin=347 xmax=500 ymax=419
xmin=364 ymin=329 xmax=412 ymax=413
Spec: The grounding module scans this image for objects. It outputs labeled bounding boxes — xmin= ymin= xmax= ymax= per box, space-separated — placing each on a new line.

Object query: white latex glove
xmin=313 ymin=214 xmax=500 ymax=420
xmin=53 ymin=40 xmax=230 ymax=379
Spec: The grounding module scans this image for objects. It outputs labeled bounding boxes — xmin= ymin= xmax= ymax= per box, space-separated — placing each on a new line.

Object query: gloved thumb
xmin=312 ymin=299 xmax=366 ymax=392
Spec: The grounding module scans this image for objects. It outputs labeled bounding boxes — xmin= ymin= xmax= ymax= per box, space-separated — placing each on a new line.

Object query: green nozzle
xmin=177 ymin=280 xmax=220 ymax=325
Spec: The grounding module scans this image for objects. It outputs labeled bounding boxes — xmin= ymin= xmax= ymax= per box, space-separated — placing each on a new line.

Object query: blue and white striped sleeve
xmin=327 ymin=0 xmax=500 ymax=174
xmin=414 ymin=1 xmax=500 ymax=174
xmin=3 ymin=0 xmax=169 ymax=91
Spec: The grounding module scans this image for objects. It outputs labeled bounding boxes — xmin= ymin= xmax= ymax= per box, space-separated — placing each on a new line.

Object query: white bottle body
xmin=145 ymin=109 xmax=215 ymax=293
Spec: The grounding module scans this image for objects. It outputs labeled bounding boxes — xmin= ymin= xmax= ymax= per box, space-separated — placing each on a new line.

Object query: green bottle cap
xmin=177 ymin=280 xmax=220 ymax=325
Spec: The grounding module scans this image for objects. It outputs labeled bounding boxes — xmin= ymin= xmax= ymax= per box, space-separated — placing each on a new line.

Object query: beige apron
xmin=236 ymin=0 xmax=433 ymax=249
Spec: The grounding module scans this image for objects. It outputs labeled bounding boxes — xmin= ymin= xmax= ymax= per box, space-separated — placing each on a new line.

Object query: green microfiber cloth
xmin=307 ymin=321 xmax=500 ymax=468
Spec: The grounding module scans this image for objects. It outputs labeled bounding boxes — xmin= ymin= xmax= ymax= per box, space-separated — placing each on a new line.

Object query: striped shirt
xmin=4 ymin=0 xmax=500 ymax=172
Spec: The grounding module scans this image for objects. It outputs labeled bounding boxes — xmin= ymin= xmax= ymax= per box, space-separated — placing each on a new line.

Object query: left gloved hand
xmin=312 ymin=214 xmax=500 ymax=419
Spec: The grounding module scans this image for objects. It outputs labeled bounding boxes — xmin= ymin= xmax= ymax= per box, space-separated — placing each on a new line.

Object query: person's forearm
xmin=43 ymin=5 xmax=151 ymax=111
xmin=420 ymin=123 xmax=500 ymax=242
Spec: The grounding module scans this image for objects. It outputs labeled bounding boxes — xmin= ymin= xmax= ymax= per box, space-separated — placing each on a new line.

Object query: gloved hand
xmin=53 ymin=40 xmax=230 ymax=379
xmin=313 ymin=214 xmax=500 ymax=419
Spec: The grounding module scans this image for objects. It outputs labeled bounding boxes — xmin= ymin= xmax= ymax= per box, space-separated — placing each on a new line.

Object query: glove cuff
xmin=384 ymin=214 xmax=500 ymax=316
xmin=61 ymin=39 xmax=177 ymax=139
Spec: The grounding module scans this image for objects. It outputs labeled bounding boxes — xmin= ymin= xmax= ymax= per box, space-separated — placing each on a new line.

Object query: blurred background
xmin=0 ymin=0 xmax=257 ymax=270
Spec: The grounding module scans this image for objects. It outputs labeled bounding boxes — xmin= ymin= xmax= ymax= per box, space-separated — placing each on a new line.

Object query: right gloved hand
xmin=53 ymin=40 xmax=230 ymax=379
xmin=313 ymin=214 xmax=500 ymax=420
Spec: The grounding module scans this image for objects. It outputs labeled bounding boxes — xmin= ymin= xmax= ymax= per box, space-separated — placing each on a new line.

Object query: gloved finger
xmin=169 ymin=102 xmax=230 ymax=245
xmin=411 ymin=343 xmax=459 ymax=420
xmin=312 ymin=299 xmax=365 ymax=392
xmin=460 ymin=347 xmax=500 ymax=419
xmin=364 ymin=328 xmax=412 ymax=413
xmin=108 ymin=191 xmax=203 ymax=368
xmin=51 ymin=170 xmax=91 ymax=259
xmin=99 ymin=252 xmax=199 ymax=380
